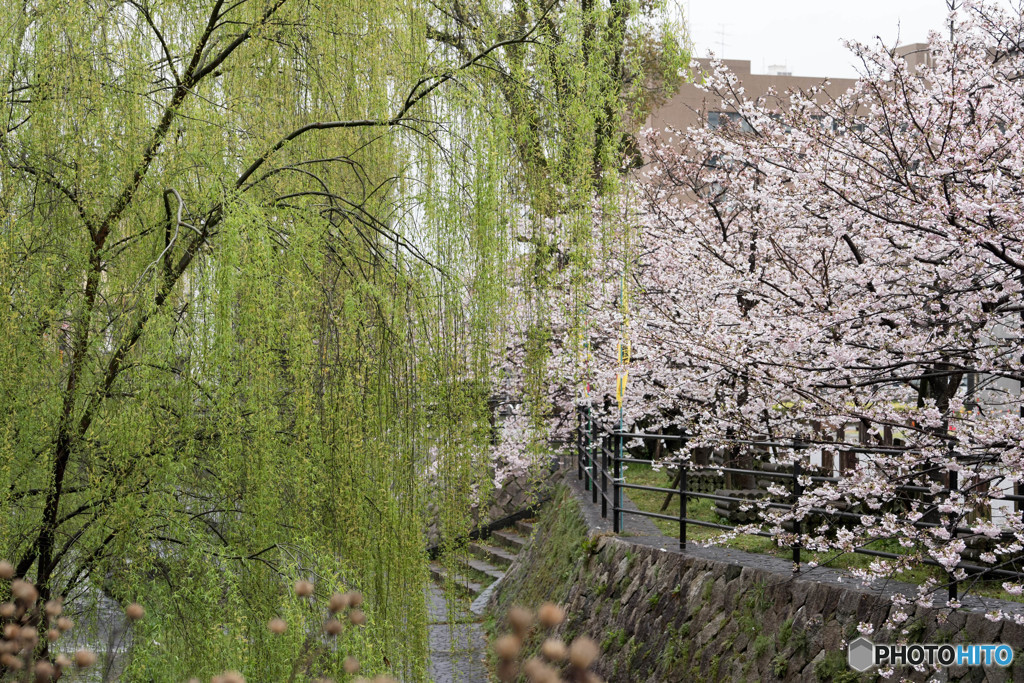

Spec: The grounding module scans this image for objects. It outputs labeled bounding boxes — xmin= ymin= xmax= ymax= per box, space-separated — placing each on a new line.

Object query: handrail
xmin=573 ymin=405 xmax=1024 ymax=604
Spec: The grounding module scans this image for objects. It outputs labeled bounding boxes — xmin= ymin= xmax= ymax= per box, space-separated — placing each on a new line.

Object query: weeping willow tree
xmin=426 ymin=0 xmax=689 ymax=461
xmin=0 ymin=0 xmax=685 ymax=680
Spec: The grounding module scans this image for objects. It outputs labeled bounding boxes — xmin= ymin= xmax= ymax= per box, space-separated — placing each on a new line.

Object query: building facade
xmin=647 ymin=44 xmax=931 ymax=132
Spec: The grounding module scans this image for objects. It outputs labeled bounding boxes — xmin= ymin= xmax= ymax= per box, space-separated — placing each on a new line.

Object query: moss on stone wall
xmin=488 ymin=481 xmax=1024 ymax=682
xmin=488 ymin=485 xmax=589 ymax=617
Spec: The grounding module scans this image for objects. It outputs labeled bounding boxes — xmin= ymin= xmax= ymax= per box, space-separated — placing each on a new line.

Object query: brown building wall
xmin=646 ymin=43 xmax=929 ymax=132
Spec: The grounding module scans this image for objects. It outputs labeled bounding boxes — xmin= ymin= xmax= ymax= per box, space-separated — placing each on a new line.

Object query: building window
xmin=708 ymin=111 xmax=753 ymax=132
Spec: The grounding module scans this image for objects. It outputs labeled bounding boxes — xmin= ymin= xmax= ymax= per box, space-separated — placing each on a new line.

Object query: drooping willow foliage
xmin=0 ymin=0 xmax=685 ymax=679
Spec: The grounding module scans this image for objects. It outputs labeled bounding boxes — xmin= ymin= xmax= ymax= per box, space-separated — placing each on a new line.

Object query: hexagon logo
xmin=848 ymin=637 xmax=875 ymax=672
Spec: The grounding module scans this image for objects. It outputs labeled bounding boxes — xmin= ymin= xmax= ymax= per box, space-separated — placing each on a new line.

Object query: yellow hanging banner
xmin=616 ymin=372 xmax=628 ymax=407
xmin=617 ymin=340 xmax=631 ymax=365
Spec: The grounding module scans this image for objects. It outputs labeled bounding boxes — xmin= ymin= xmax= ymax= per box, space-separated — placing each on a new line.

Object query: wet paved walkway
xmin=426 ymin=584 xmax=488 ymax=682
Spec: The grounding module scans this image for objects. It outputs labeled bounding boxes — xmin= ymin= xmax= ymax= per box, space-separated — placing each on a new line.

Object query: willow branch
xmin=235 ymin=6 xmax=554 ymax=189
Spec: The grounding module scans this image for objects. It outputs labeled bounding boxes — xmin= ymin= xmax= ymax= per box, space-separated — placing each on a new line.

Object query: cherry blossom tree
xmin=629 ymin=0 xmax=1024 ymax=617
xmin=494 ymin=0 xmax=1024 ymax=623
xmin=484 ymin=0 xmax=1024 ymax=628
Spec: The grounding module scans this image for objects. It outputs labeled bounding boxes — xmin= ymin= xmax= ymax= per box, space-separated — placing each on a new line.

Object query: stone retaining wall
xmin=489 ymin=481 xmax=1024 ymax=682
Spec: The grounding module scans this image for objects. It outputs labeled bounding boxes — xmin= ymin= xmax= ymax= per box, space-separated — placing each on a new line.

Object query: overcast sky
xmin=684 ymin=0 xmax=982 ymax=79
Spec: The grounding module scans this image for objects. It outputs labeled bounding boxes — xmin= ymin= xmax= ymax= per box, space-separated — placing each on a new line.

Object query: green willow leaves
xmin=0 ymin=0 xmax=685 ymax=679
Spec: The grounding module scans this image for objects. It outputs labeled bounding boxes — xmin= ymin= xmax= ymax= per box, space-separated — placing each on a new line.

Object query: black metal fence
xmin=574 ymin=406 xmax=1024 ymax=602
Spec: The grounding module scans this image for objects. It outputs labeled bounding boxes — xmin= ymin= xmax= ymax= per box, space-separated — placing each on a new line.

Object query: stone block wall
xmin=490 ymin=482 xmax=1024 ymax=682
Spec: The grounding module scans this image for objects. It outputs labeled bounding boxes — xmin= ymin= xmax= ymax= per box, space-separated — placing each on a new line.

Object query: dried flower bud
xmin=537 ymin=603 xmax=565 ymax=628
xmin=45 ymin=629 xmax=59 ymax=642
xmin=523 ymin=657 xmax=560 ymax=683
xmin=10 ymin=580 xmax=37 ymax=604
xmin=492 ymin=634 xmax=521 ymax=661
xmin=125 ymin=603 xmax=144 ymax=621
xmin=293 ymin=580 xmax=314 ymax=597
xmin=347 ymin=591 xmax=363 ymax=608
xmin=220 ymin=671 xmax=245 ymax=683
xmin=54 ymin=654 xmax=71 ymax=669
xmin=328 ymin=592 xmax=349 ymax=613
xmin=348 ymin=609 xmax=365 ymax=626
xmin=3 ymin=623 xmax=18 ymax=639
xmin=343 ymin=656 xmax=360 ymax=674
xmin=540 ymin=638 xmax=567 ymax=662
xmin=33 ymin=660 xmax=54 ymax=681
xmin=44 ymin=600 xmax=62 ymax=618
xmin=1 ymin=652 xmax=23 ymax=670
xmin=0 ymin=602 xmax=14 ymax=618
xmin=0 ymin=561 xmax=13 ymax=580
xmin=508 ymin=607 xmax=533 ymax=637
xmin=568 ymin=636 xmax=599 ymax=670
xmin=496 ymin=659 xmax=518 ymax=682
xmin=18 ymin=626 xmax=38 ymax=646
xmin=56 ymin=617 xmax=73 ymax=632
xmin=268 ymin=618 xmax=287 ymax=635
xmin=583 ymin=673 xmax=604 ymax=683
xmin=74 ymin=650 xmax=97 ymax=668
xmin=323 ymin=619 xmax=343 ymax=636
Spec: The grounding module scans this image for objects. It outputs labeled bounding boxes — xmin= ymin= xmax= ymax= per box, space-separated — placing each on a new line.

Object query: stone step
xmin=489 ymin=529 xmax=528 ymax=552
xmin=467 ymin=541 xmax=517 ymax=569
xmin=428 ymin=562 xmax=485 ymax=596
xmin=514 ymin=520 xmax=535 ymax=536
xmin=458 ymin=556 xmax=505 ymax=582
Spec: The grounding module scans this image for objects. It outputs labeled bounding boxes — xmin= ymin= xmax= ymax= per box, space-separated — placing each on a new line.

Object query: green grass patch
xmin=621 ymin=463 xmax=778 ymax=554
xmin=778 ymin=617 xmax=793 ymax=648
xmin=621 ymin=463 xmax=1024 ymax=603
xmin=814 ymin=650 xmax=861 ymax=682
xmin=753 ymin=634 xmax=772 ymax=658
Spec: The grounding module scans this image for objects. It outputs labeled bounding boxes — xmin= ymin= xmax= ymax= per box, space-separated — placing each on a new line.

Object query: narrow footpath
xmin=426 ymin=522 xmax=534 ymax=682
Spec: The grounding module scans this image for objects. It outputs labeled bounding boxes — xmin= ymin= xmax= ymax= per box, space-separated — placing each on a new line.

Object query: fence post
xmin=584 ymin=415 xmax=594 ymax=492
xmin=601 ymin=432 xmax=608 ymax=519
xmin=577 ymin=406 xmax=584 ymax=482
xmin=793 ymin=455 xmax=802 ymax=571
xmin=613 ymin=442 xmax=622 ymax=533
xmin=948 ymin=464 xmax=959 ymax=603
xmin=679 ymin=454 xmax=687 ymax=550
xmin=593 ymin=433 xmax=600 ymax=505
xmin=581 ymin=408 xmax=589 ymax=490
